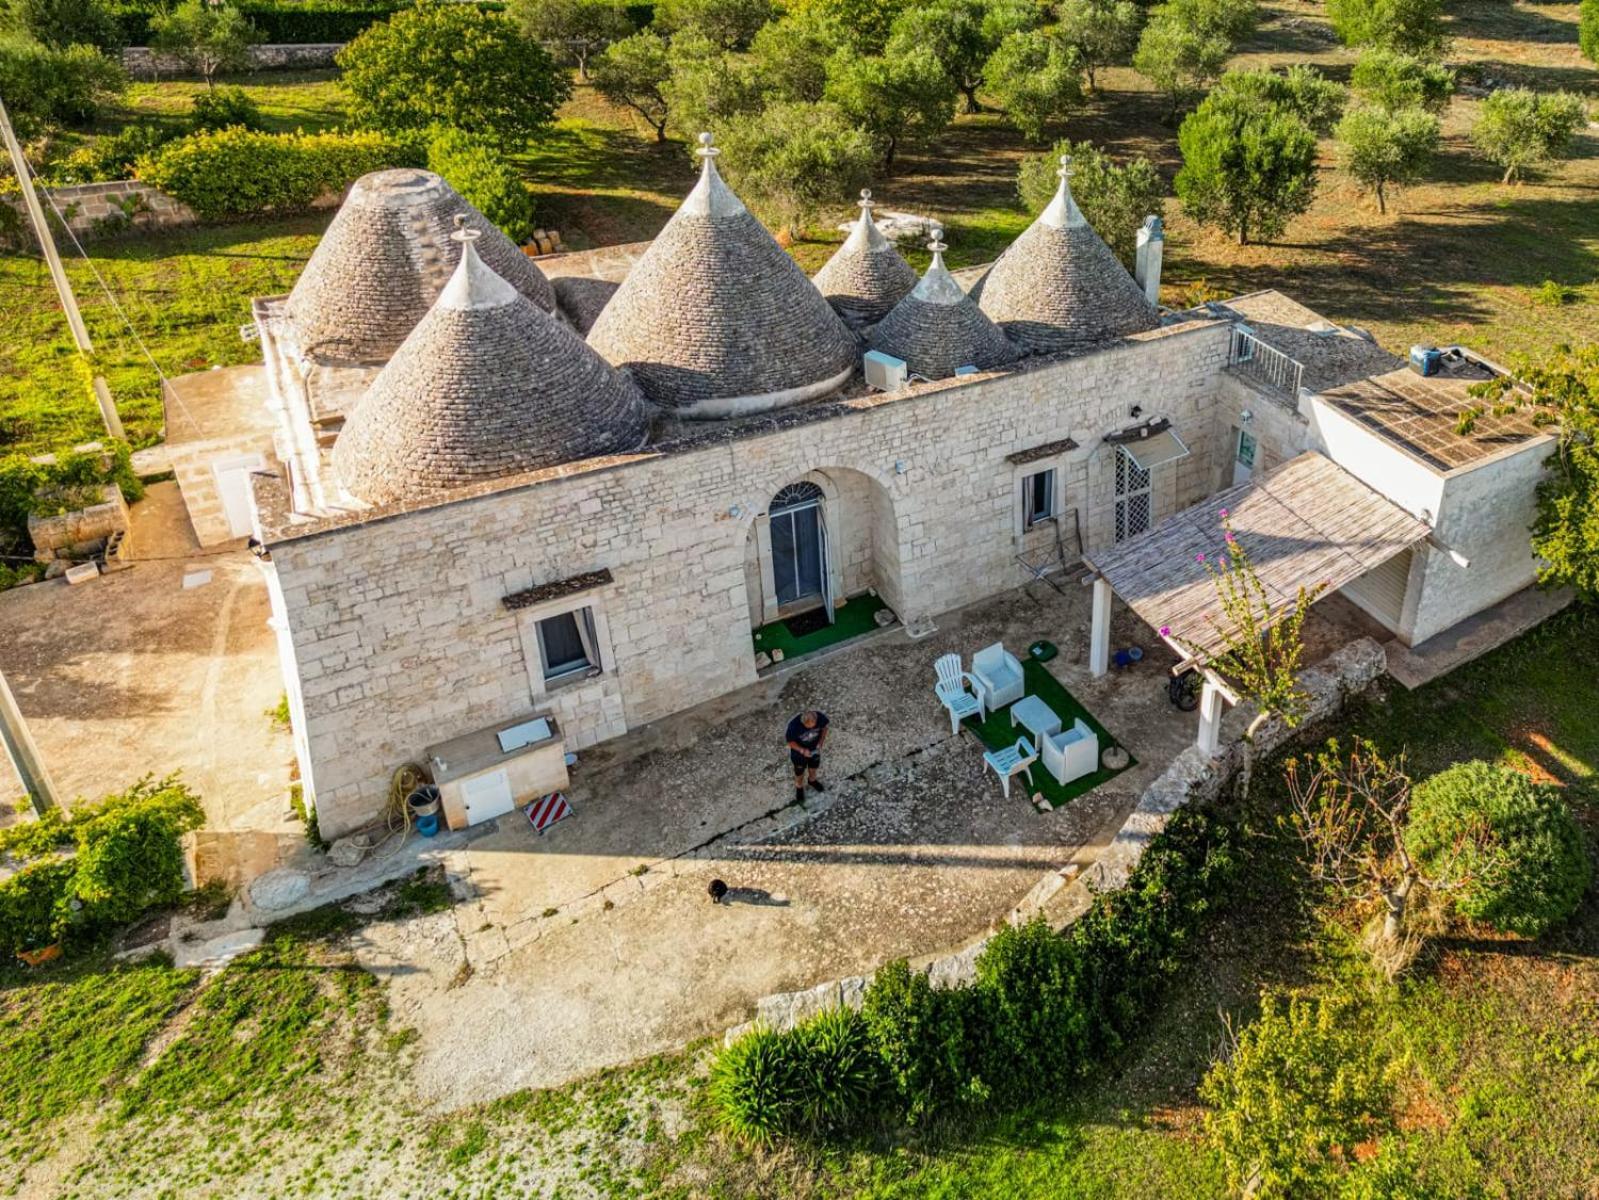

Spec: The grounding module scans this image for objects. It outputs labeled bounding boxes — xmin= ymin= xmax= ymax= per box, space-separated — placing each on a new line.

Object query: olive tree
xmin=591 ymin=30 xmax=672 ymax=142
xmin=712 ymin=99 xmax=875 ymax=235
xmin=1327 ymin=0 xmax=1447 ymax=56
xmin=1336 ymin=103 xmax=1439 ymax=212
xmin=885 ymin=0 xmax=1037 ymax=113
xmin=1350 ymin=47 xmax=1453 ymax=113
xmin=1055 ymin=0 xmax=1141 ymax=92
xmin=750 ymin=7 xmax=844 ymax=102
xmin=1470 ymin=87 xmax=1587 ymax=184
xmin=508 ymin=0 xmax=631 ymax=81
xmin=823 ymin=44 xmax=957 ymax=171
xmin=338 ymin=2 xmax=570 ymax=149
xmin=149 ymin=0 xmax=260 ymax=91
xmin=1175 ymin=89 xmax=1318 ymax=244
xmin=1210 ymin=64 xmax=1346 ymax=133
xmin=1133 ymin=4 xmax=1231 ymax=118
xmin=983 ymin=28 xmax=1083 ymax=142
xmin=655 ymin=0 xmax=772 ymax=52
xmin=3 ymin=0 xmax=123 ymax=51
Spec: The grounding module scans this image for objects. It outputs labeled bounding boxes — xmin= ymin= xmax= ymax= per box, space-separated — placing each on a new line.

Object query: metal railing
xmin=1228 ymin=326 xmax=1305 ymax=402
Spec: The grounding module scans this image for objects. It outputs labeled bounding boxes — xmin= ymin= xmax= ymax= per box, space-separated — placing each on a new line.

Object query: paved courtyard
xmin=355 ymin=582 xmax=1228 ymax=1107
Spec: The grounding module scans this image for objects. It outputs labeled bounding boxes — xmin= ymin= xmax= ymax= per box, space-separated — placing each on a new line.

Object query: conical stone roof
xmin=585 ymin=133 xmax=858 ymax=419
xmin=287 ymin=168 xmax=556 ymax=365
xmin=332 ymin=228 xmax=648 ymax=507
xmin=811 ymin=190 xmax=917 ymax=329
xmin=972 ymin=156 xmax=1158 ymax=355
xmin=867 ymin=228 xmax=1018 ymax=380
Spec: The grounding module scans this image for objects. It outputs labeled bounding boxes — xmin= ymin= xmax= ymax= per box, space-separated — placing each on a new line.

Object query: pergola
xmin=1082 ymin=452 xmax=1432 ymax=752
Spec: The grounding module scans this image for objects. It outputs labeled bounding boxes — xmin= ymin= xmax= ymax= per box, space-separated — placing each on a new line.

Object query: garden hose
xmin=345 ymin=762 xmax=426 ymax=860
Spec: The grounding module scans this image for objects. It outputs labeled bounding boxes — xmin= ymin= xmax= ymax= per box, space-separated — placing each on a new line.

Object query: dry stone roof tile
xmin=811 ymin=191 xmax=918 ymax=329
xmin=331 ymin=237 xmax=648 ymax=506
xmin=585 ymin=134 xmax=858 ymax=418
xmin=287 ymin=168 xmax=556 ymax=365
xmin=867 ymin=229 xmax=1018 ymax=379
xmin=973 ymin=158 xmax=1157 ymax=355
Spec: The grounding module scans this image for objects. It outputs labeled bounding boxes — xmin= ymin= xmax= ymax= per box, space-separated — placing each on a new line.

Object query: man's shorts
xmin=790 ymin=750 xmax=820 ymax=772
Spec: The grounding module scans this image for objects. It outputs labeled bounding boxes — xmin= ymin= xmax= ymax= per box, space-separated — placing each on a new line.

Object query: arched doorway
xmin=768 ymin=480 xmax=829 ymax=614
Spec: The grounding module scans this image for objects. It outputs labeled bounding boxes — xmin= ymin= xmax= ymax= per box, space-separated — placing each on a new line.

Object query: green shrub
xmin=1201 ymin=991 xmax=1398 ymax=1199
xmin=5 ymin=0 xmax=126 ymax=50
xmin=46 ymin=123 xmax=178 ymax=184
xmin=136 ymin=127 xmax=414 ymax=220
xmin=0 ymin=440 xmax=142 ymax=541
xmin=1583 ymin=0 xmax=1599 ymax=66
xmin=1407 ymin=761 xmax=1590 ymax=937
xmin=1470 ymin=87 xmax=1588 ymax=184
xmin=0 ymin=32 xmax=125 ymax=138
xmin=190 ymin=84 xmax=263 ymax=132
xmin=1531 ymin=279 xmax=1578 ymax=307
xmin=0 ymin=856 xmax=76 ymax=955
xmin=425 ymin=126 xmax=535 ymax=243
xmin=1016 ymin=139 xmax=1166 ymax=270
xmin=861 ymin=957 xmax=983 ymax=1122
xmin=69 ymin=776 xmax=205 ymax=926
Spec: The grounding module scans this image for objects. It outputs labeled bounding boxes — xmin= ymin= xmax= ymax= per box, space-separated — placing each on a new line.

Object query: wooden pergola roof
xmin=1083 ymin=452 xmax=1431 ymax=658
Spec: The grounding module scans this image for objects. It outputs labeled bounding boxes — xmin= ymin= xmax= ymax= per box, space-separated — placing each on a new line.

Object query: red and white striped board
xmin=526 ymin=791 xmax=572 ymax=834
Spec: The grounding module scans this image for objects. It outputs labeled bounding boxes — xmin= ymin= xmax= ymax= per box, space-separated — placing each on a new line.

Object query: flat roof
xmin=1318 ymin=364 xmax=1549 ymax=473
xmin=1084 ymin=451 xmax=1432 ymax=659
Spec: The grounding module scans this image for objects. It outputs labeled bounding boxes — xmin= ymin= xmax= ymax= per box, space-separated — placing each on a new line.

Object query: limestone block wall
xmin=3 ymin=181 xmax=195 ymax=245
xmin=1213 ymin=372 xmax=1314 ymax=490
xmin=26 ymin=484 xmax=129 ymax=561
xmin=268 ymin=320 xmax=1234 ymax=838
xmin=121 ymin=43 xmax=342 ymax=78
xmin=167 ymin=431 xmax=277 ymax=546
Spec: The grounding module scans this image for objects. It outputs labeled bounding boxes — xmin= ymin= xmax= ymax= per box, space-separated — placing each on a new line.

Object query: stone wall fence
xmin=120 ymin=43 xmax=343 ymax=78
xmin=3 ymin=180 xmax=196 ymax=244
xmin=731 ymin=636 xmax=1388 ymax=1038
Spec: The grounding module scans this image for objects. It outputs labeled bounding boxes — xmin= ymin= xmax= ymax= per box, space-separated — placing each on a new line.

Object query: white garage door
xmin=1340 ymin=548 xmax=1412 ymax=632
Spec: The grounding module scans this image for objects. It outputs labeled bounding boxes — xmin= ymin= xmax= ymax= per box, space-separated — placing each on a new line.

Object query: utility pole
xmin=0 ymin=91 xmax=124 ymax=441
xmin=0 ymin=667 xmax=58 ymax=814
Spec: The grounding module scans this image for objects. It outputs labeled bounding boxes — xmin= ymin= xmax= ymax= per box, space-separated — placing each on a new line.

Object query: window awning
xmin=1122 ymin=428 xmax=1190 ymax=472
xmin=1083 ymin=452 xmax=1432 ymax=659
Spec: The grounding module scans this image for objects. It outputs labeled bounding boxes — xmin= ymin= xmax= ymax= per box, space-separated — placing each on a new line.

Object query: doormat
xmin=784 ymin=607 xmax=833 ymax=638
xmin=526 ymin=792 xmax=572 ymax=834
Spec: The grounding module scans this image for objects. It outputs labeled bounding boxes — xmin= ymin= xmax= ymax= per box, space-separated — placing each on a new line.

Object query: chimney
xmin=1134 ymin=215 xmax=1164 ymax=307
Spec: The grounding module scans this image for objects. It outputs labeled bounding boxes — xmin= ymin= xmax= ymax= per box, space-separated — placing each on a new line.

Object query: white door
xmin=212 ymin=454 xmax=264 ymax=539
xmin=462 ymin=769 xmax=516 ymax=826
xmin=1232 ymin=429 xmax=1258 ymax=487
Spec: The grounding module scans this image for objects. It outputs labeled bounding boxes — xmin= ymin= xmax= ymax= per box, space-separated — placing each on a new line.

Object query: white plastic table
xmin=1010 ymin=694 xmax=1062 ymax=742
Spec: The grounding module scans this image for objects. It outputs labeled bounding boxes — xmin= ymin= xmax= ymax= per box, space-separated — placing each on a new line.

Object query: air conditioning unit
xmin=864 ymin=350 xmax=908 ymax=393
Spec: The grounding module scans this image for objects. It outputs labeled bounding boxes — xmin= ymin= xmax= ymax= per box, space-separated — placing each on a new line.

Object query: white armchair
xmin=1042 ymin=719 xmax=1099 ymax=786
xmin=971 ymin=642 xmax=1024 ymax=712
xmin=933 ymin=652 xmax=984 ymax=734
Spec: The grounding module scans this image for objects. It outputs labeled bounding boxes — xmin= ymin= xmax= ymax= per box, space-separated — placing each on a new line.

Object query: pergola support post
xmin=1089 ymin=576 xmax=1112 ymax=677
xmin=1196 ymin=677 xmax=1226 ymax=756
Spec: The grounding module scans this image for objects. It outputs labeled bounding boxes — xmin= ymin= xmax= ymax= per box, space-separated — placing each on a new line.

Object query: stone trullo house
xmin=166 ymin=140 xmax=1555 ymax=840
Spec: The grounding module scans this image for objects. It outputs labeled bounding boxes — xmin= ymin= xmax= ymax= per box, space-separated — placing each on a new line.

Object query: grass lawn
xmin=961 ymin=657 xmax=1136 ymax=807
xmin=111 ymin=70 xmax=351 ymax=137
xmin=752 ymin=592 xmax=889 ymax=661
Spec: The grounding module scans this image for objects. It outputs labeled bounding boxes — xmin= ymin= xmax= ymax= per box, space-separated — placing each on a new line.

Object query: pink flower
xmin=1225 ymin=531 xmax=1236 ymax=544
xmin=1219 ymin=555 xmax=1230 ymax=569
xmin=1159 ymin=625 xmax=1171 ymax=637
xmin=1195 ymin=553 xmax=1206 ymax=564
xmin=1219 ymin=508 xmax=1229 ymax=518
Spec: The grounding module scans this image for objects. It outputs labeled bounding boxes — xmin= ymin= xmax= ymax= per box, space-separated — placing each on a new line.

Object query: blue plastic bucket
xmin=407 ymin=786 xmax=442 ymax=837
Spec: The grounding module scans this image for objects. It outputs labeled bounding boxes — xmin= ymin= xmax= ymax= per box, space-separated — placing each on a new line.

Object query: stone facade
xmin=264 ymin=319 xmax=1233 ymax=838
xmin=121 ymin=43 xmax=342 ymax=78
xmin=4 ymin=181 xmax=195 ymax=245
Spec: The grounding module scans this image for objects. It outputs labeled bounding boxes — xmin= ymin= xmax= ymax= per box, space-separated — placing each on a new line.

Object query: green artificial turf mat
xmin=752 ymin=593 xmax=889 ymax=662
xmin=963 ymin=657 xmax=1135 ymax=808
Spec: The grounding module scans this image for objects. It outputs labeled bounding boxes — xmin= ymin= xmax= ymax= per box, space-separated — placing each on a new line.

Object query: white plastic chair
xmin=934 ymin=652 xmax=984 ymax=734
xmin=983 ymin=735 xmax=1037 ymax=799
xmin=1042 ymin=719 xmax=1099 ymax=786
xmin=971 ymin=642 xmax=1024 ymax=712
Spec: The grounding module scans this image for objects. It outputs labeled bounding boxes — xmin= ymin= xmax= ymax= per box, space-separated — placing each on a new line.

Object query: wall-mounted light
xmin=1130 ymin=405 xmax=1143 ymax=418
xmin=894 ymin=460 xmax=908 ymax=475
xmin=729 ymin=503 xmax=743 ymax=518
xmin=1239 ymin=408 xmax=1254 ymax=423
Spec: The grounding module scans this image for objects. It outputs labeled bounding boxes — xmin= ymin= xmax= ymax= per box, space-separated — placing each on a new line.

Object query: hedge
xmin=135 ymin=126 xmax=417 ymax=220
xmin=426 ymin=127 xmax=535 ymax=243
xmin=712 ymin=806 xmax=1240 ymax=1143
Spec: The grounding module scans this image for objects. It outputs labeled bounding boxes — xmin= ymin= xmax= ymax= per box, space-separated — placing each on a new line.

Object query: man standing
xmin=785 ymin=709 xmax=829 ymax=803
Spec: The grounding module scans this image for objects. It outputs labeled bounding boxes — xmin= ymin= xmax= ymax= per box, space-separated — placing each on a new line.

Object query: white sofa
xmin=971 ymin=642 xmax=1024 ymax=712
xmin=1042 ymin=718 xmax=1099 ymax=786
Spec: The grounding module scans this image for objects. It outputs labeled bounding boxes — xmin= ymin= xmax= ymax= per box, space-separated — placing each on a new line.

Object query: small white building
xmin=178 ymin=144 xmax=1554 ymax=841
